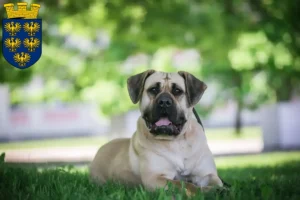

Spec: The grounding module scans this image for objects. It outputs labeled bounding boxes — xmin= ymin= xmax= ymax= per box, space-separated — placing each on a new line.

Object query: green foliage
xmin=247 ymin=0 xmax=300 ymax=101
xmin=2 ymin=0 xmax=300 ymax=116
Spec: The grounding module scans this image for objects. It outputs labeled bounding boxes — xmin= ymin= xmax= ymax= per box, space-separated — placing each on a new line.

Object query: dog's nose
xmin=158 ymin=95 xmax=173 ymax=108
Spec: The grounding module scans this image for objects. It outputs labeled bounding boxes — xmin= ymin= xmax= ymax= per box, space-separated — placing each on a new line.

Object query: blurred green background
xmin=0 ymin=0 xmax=300 ymax=135
xmin=1 ymin=2 xmax=300 ymax=199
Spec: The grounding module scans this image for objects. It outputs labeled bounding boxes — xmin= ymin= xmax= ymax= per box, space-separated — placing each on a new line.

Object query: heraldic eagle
xmin=14 ymin=52 xmax=31 ymax=67
xmin=23 ymin=37 xmax=40 ymax=52
xmin=4 ymin=22 xmax=21 ymax=36
xmin=4 ymin=38 xmax=21 ymax=52
xmin=23 ymin=22 xmax=40 ymax=36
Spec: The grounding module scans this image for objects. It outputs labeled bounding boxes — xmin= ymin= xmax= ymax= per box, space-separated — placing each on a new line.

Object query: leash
xmin=192 ymin=108 xmax=231 ymax=189
xmin=193 ymin=108 xmax=204 ymax=131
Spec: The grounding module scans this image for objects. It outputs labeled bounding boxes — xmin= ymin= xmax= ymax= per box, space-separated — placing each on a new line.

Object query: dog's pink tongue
xmin=155 ymin=118 xmax=172 ymax=126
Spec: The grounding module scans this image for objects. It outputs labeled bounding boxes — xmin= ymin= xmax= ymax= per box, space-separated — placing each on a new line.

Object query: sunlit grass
xmin=216 ymin=151 xmax=300 ymax=168
xmin=56 ymin=151 xmax=300 ymax=173
xmin=0 ymin=136 xmax=108 ymax=150
xmin=1 ymin=151 xmax=300 ymax=200
xmin=0 ymin=126 xmax=261 ymax=150
xmin=206 ymin=126 xmax=261 ymax=140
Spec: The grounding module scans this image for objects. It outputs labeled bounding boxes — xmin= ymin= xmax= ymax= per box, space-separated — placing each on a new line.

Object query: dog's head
xmin=127 ymin=70 xmax=207 ymax=139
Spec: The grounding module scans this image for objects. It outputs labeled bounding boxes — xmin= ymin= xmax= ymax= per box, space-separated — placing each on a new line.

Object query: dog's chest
xmin=162 ymin=140 xmax=197 ymax=176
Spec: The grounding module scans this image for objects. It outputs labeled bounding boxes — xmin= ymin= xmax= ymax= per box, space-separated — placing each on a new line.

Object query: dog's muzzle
xmin=143 ymin=93 xmax=186 ymax=136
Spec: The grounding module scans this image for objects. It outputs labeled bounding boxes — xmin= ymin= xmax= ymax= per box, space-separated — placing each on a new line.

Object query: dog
xmin=90 ymin=70 xmax=223 ymax=195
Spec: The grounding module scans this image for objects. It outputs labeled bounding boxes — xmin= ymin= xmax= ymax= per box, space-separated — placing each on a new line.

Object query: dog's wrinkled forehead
xmin=144 ymin=72 xmax=185 ymax=90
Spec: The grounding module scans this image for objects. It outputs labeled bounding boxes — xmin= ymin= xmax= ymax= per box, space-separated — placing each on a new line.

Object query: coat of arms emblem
xmin=2 ymin=3 xmax=42 ymax=69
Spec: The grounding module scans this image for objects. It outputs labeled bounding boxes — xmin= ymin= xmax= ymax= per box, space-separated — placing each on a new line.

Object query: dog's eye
xmin=148 ymin=87 xmax=159 ymax=95
xmin=172 ymin=88 xmax=183 ymax=96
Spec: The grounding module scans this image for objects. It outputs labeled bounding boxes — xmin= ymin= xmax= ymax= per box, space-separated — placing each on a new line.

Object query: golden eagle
xmin=23 ymin=37 xmax=40 ymax=52
xmin=4 ymin=37 xmax=21 ymax=52
xmin=23 ymin=22 xmax=40 ymax=36
xmin=4 ymin=22 xmax=21 ymax=36
xmin=14 ymin=52 xmax=31 ymax=67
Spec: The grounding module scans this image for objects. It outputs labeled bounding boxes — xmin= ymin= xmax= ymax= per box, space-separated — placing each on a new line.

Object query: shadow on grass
xmin=1 ymin=158 xmax=300 ymax=200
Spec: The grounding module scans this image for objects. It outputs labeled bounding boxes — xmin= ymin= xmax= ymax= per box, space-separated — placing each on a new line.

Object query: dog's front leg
xmin=192 ymin=174 xmax=223 ymax=192
xmin=143 ymin=175 xmax=200 ymax=197
xmin=139 ymin=156 xmax=200 ymax=196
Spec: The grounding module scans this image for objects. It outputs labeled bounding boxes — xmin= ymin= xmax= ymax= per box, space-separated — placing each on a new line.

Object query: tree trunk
xmin=275 ymin=75 xmax=293 ymax=102
xmin=233 ymin=73 xmax=243 ymax=136
xmin=235 ymin=98 xmax=243 ymax=136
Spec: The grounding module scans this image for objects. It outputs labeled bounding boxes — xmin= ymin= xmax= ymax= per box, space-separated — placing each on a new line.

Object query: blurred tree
xmin=248 ymin=0 xmax=300 ymax=102
xmin=103 ymin=0 xmax=300 ymax=134
xmin=103 ymin=0 xmax=255 ymax=134
xmin=0 ymin=0 xmax=262 ymax=132
xmin=2 ymin=0 xmax=299 ymax=133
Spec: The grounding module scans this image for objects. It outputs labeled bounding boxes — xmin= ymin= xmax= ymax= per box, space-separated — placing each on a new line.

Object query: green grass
xmin=0 ymin=136 xmax=108 ymax=150
xmin=205 ymin=126 xmax=261 ymax=140
xmin=0 ymin=126 xmax=261 ymax=150
xmin=1 ymin=151 xmax=300 ymax=200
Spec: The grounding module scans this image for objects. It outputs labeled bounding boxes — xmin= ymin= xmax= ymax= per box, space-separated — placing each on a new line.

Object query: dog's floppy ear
xmin=178 ymin=71 xmax=207 ymax=107
xmin=127 ymin=70 xmax=155 ymax=104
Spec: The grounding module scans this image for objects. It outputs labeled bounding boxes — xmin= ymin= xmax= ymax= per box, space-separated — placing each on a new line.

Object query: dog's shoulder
xmin=185 ymin=118 xmax=207 ymax=141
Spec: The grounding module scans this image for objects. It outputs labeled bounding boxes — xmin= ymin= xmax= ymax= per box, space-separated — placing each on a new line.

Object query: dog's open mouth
xmin=145 ymin=117 xmax=184 ymax=136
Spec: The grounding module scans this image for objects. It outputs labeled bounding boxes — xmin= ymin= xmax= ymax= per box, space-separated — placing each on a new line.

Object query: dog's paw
xmin=200 ymin=186 xmax=214 ymax=193
xmin=185 ymin=188 xmax=195 ymax=197
xmin=201 ymin=185 xmax=229 ymax=193
xmin=184 ymin=183 xmax=201 ymax=197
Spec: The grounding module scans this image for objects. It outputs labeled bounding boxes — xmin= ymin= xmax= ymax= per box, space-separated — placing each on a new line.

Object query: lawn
xmin=1 ymin=151 xmax=300 ymax=200
xmin=0 ymin=126 xmax=261 ymax=150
